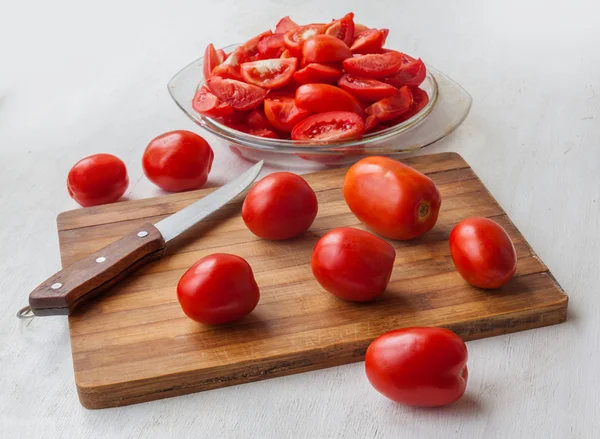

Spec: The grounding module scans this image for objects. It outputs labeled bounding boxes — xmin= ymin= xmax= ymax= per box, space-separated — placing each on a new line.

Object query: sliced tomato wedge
xmin=364 ymin=114 xmax=379 ymax=132
xmin=206 ymin=76 xmax=269 ymax=111
xmin=365 ymin=86 xmax=413 ymax=121
xmin=192 ymin=85 xmax=233 ymax=118
xmin=216 ymin=49 xmax=227 ymax=64
xmin=264 ymin=92 xmax=312 ymax=132
xmin=203 ymin=43 xmax=221 ymax=79
xmin=383 ymin=55 xmax=427 ymax=87
xmin=280 ymin=49 xmax=294 ymax=59
xmin=284 ymin=24 xmax=326 ymax=53
xmin=353 ymin=23 xmax=370 ymax=38
xmin=291 ymin=111 xmax=365 ymax=141
xmin=212 ymin=30 xmax=273 ymax=80
xmin=342 ymin=51 xmax=403 ymax=78
xmin=257 ymin=33 xmax=286 ymax=59
xmin=275 ymin=16 xmax=299 ymax=34
xmin=211 ymin=52 xmax=245 ymax=80
xmin=350 ymin=29 xmax=388 ymax=54
xmin=324 ymin=12 xmax=355 ymax=46
xmin=294 ymin=63 xmax=343 ymax=84
xmin=387 ymin=87 xmax=430 ymax=124
xmin=337 ymin=74 xmax=397 ymax=101
xmin=302 ymin=35 xmax=352 ymax=64
xmin=240 ymin=58 xmax=297 ymax=89
xmin=246 ymin=108 xmax=273 ymax=130
xmin=247 ymin=128 xmax=280 ymax=138
xmin=295 ymin=83 xmax=363 ymax=115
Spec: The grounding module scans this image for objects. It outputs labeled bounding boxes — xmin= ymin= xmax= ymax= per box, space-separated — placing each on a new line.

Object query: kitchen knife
xmin=20 ymin=161 xmax=264 ymax=317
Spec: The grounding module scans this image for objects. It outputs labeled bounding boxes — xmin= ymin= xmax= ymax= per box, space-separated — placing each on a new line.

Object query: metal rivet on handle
xmin=51 ymin=282 xmax=62 ymax=290
xmin=96 ymin=257 xmax=106 ymax=263
xmin=137 ymin=231 xmax=148 ymax=238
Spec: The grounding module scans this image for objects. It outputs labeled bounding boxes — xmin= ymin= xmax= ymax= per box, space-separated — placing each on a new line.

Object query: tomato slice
xmin=342 ymin=51 xmax=403 ymax=78
xmin=291 ymin=111 xmax=365 ymax=141
xmin=294 ymin=63 xmax=343 ymax=84
xmin=206 ymin=76 xmax=268 ymax=111
xmin=275 ymin=16 xmax=299 ymax=34
xmin=264 ymin=92 xmax=312 ymax=132
xmin=203 ymin=43 xmax=221 ymax=79
xmin=246 ymin=128 xmax=280 ymax=138
xmin=257 ymin=33 xmax=286 ymax=59
xmin=240 ymin=58 xmax=297 ymax=89
xmin=364 ymin=114 xmax=379 ymax=132
xmin=216 ymin=49 xmax=227 ymax=64
xmin=337 ymin=74 xmax=397 ymax=101
xmin=280 ymin=49 xmax=294 ymax=59
xmin=383 ymin=55 xmax=427 ymax=87
xmin=302 ymin=35 xmax=352 ymax=64
xmin=365 ymin=86 xmax=413 ymax=121
xmin=246 ymin=108 xmax=273 ymax=130
xmin=386 ymin=87 xmax=430 ymax=125
xmin=211 ymin=31 xmax=273 ymax=80
xmin=353 ymin=23 xmax=370 ymax=38
xmin=350 ymin=29 xmax=388 ymax=54
xmin=324 ymin=12 xmax=355 ymax=46
xmin=211 ymin=52 xmax=245 ymax=81
xmin=284 ymin=24 xmax=326 ymax=53
xmin=192 ymin=85 xmax=234 ymax=118
xmin=295 ymin=83 xmax=363 ymax=115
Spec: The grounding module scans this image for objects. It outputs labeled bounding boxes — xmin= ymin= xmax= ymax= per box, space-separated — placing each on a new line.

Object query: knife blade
xmin=23 ymin=160 xmax=264 ymax=317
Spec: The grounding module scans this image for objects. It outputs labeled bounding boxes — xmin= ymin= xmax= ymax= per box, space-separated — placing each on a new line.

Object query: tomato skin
xmin=242 ymin=172 xmax=318 ymax=240
xmin=295 ymin=83 xmax=363 ymax=115
xmin=245 ymin=108 xmax=272 ymax=130
xmin=344 ymin=156 xmax=441 ymax=240
xmin=353 ymin=23 xmax=370 ymax=37
xmin=365 ymin=86 xmax=413 ymax=121
xmin=216 ymin=49 xmax=227 ymax=64
xmin=211 ymin=31 xmax=273 ymax=80
xmin=284 ymin=24 xmax=326 ymax=53
xmin=383 ymin=55 xmax=427 ymax=88
xmin=302 ymin=35 xmax=352 ymax=64
xmin=257 ymin=33 xmax=286 ymax=58
xmin=343 ymin=51 xmax=404 ymax=78
xmin=350 ymin=29 xmax=388 ymax=54
xmin=192 ymin=85 xmax=234 ymax=118
xmin=449 ymin=217 xmax=517 ymax=289
xmin=275 ymin=16 xmax=299 ymax=34
xmin=386 ymin=87 xmax=430 ymax=125
xmin=291 ymin=111 xmax=364 ymax=141
xmin=338 ymin=74 xmax=397 ymax=101
xmin=240 ymin=58 xmax=298 ymax=89
xmin=177 ymin=254 xmax=260 ymax=325
xmin=142 ymin=130 xmax=214 ymax=192
xmin=206 ymin=76 xmax=268 ymax=111
xmin=324 ymin=12 xmax=355 ymax=46
xmin=293 ymin=63 xmax=343 ymax=84
xmin=264 ymin=92 xmax=312 ymax=132
xmin=365 ymin=327 xmax=468 ymax=407
xmin=67 ymin=154 xmax=128 ymax=207
xmin=311 ymin=227 xmax=395 ymax=302
xmin=203 ymin=43 xmax=221 ymax=79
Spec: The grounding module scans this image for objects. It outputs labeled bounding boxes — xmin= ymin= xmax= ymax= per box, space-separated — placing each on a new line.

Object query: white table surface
xmin=1 ymin=0 xmax=599 ymax=437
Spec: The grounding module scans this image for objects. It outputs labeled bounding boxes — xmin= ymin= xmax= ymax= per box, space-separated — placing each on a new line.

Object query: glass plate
xmin=168 ymin=45 xmax=472 ymax=168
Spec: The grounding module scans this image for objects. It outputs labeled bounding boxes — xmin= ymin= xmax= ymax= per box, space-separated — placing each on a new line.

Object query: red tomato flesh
xmin=275 ymin=16 xmax=299 ymax=34
xmin=295 ymin=83 xmax=363 ymax=115
xmin=206 ymin=76 xmax=268 ymax=111
xmin=294 ymin=63 xmax=343 ymax=84
xmin=291 ymin=111 xmax=364 ymax=141
xmin=386 ymin=86 xmax=430 ymax=125
xmin=192 ymin=85 xmax=234 ymax=118
xmin=350 ymin=29 xmax=388 ymax=54
xmin=338 ymin=74 xmax=397 ymax=101
xmin=324 ymin=12 xmax=355 ymax=46
xmin=302 ymin=35 xmax=352 ymax=64
xmin=343 ymin=51 xmax=403 ymax=78
xmin=257 ymin=33 xmax=286 ymax=58
xmin=264 ymin=92 xmax=312 ymax=132
xmin=240 ymin=58 xmax=297 ymax=89
xmin=383 ymin=55 xmax=427 ymax=87
xmin=203 ymin=43 xmax=221 ymax=79
xmin=365 ymin=86 xmax=413 ymax=121
xmin=284 ymin=24 xmax=326 ymax=53
xmin=246 ymin=108 xmax=272 ymax=130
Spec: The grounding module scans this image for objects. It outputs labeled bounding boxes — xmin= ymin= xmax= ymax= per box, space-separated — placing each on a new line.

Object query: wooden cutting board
xmin=57 ymin=152 xmax=568 ymax=409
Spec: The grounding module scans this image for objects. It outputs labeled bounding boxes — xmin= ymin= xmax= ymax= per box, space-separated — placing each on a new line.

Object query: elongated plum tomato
xmin=365 ymin=327 xmax=468 ymax=407
xmin=344 ymin=156 xmax=441 ymax=240
xmin=67 ymin=154 xmax=128 ymax=207
xmin=206 ymin=76 xmax=268 ymax=111
xmin=284 ymin=24 xmax=326 ymax=53
xmin=295 ymin=83 xmax=363 ymax=114
xmin=312 ymin=227 xmax=396 ymax=302
xmin=291 ymin=111 xmax=365 ymax=141
xmin=343 ymin=51 xmax=403 ymax=78
xmin=142 ymin=130 xmax=214 ymax=192
xmin=449 ymin=217 xmax=517 ymax=289
xmin=337 ymin=74 xmax=397 ymax=101
xmin=264 ymin=92 xmax=312 ymax=132
xmin=302 ymin=35 xmax=352 ymax=64
xmin=240 ymin=58 xmax=297 ymax=89
xmin=177 ymin=254 xmax=260 ymax=325
xmin=242 ymin=172 xmax=318 ymax=240
xmin=324 ymin=12 xmax=355 ymax=46
xmin=192 ymin=85 xmax=233 ymax=118
xmin=365 ymin=86 xmax=413 ymax=121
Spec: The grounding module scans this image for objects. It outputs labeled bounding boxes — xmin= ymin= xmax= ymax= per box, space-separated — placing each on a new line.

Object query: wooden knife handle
xmin=29 ymin=223 xmax=166 ymax=316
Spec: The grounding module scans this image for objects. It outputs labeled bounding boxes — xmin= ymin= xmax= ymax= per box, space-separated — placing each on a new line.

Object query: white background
xmin=1 ymin=0 xmax=599 ymax=437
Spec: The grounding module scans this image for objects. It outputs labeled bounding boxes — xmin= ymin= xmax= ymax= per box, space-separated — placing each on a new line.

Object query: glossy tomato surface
xmin=311 ymin=227 xmax=396 ymax=302
xmin=294 ymin=63 xmax=343 ymax=84
xmin=344 ymin=156 xmax=441 ymax=240
xmin=295 ymin=83 xmax=363 ymax=114
xmin=203 ymin=43 xmax=221 ymax=79
xmin=324 ymin=13 xmax=355 ymax=46
xmin=177 ymin=254 xmax=260 ymax=325
xmin=275 ymin=16 xmax=299 ymax=34
xmin=192 ymin=85 xmax=233 ymax=118
xmin=365 ymin=86 xmax=413 ymax=121
xmin=449 ymin=217 xmax=517 ymax=289
xmin=383 ymin=54 xmax=427 ymax=88
xmin=343 ymin=51 xmax=403 ymax=78
xmin=350 ymin=29 xmax=388 ymax=54
xmin=242 ymin=172 xmax=318 ymax=240
xmin=67 ymin=154 xmax=128 ymax=207
xmin=142 ymin=130 xmax=214 ymax=192
xmin=302 ymin=35 xmax=352 ymax=64
xmin=291 ymin=111 xmax=364 ymax=141
xmin=338 ymin=74 xmax=397 ymax=101
xmin=264 ymin=92 xmax=312 ymax=132
xmin=284 ymin=24 xmax=326 ymax=53
xmin=257 ymin=33 xmax=286 ymax=58
xmin=365 ymin=327 xmax=468 ymax=407
xmin=240 ymin=58 xmax=297 ymax=89
xmin=206 ymin=76 xmax=268 ymax=111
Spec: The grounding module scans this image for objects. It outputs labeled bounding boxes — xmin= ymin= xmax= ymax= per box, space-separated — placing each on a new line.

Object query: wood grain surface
xmin=57 ymin=153 xmax=568 ymax=409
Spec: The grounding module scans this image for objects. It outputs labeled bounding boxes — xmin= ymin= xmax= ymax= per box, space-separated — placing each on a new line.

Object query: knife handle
xmin=29 ymin=223 xmax=166 ymax=316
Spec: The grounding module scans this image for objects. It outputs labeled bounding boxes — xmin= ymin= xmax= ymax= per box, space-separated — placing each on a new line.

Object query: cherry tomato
xmin=311 ymin=227 xmax=395 ymax=302
xmin=383 ymin=55 xmax=427 ymax=88
xmin=344 ymin=156 xmax=441 ymax=240
xmin=295 ymin=83 xmax=363 ymax=114
xmin=245 ymin=108 xmax=272 ymax=130
xmin=302 ymin=35 xmax=352 ymax=64
xmin=324 ymin=12 xmax=355 ymax=46
xmin=388 ymin=87 xmax=430 ymax=124
xmin=293 ymin=63 xmax=343 ymax=84
xmin=337 ymin=74 xmax=397 ymax=101
xmin=449 ymin=217 xmax=517 ymax=289
xmin=284 ymin=24 xmax=326 ymax=53
xmin=350 ymin=29 xmax=388 ymax=54
xmin=264 ymin=92 xmax=312 ymax=132
xmin=206 ymin=76 xmax=268 ymax=111
xmin=275 ymin=16 xmax=299 ymax=34
xmin=365 ymin=327 xmax=468 ymax=407
xmin=142 ymin=130 xmax=214 ymax=192
xmin=177 ymin=254 xmax=260 ymax=325
xmin=291 ymin=111 xmax=364 ymax=141
xmin=67 ymin=154 xmax=128 ymax=207
xmin=242 ymin=172 xmax=318 ymax=240
xmin=343 ymin=51 xmax=403 ymax=78
xmin=192 ymin=85 xmax=234 ymax=118
xmin=203 ymin=43 xmax=221 ymax=79
xmin=365 ymin=86 xmax=413 ymax=121
xmin=257 ymin=33 xmax=286 ymax=58
xmin=240 ymin=58 xmax=297 ymax=89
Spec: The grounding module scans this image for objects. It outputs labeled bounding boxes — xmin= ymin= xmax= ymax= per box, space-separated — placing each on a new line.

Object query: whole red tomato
xmin=177 ymin=254 xmax=260 ymax=325
xmin=67 ymin=153 xmax=128 ymax=207
xmin=311 ymin=227 xmax=396 ymax=302
xmin=450 ymin=217 xmax=517 ymax=289
xmin=242 ymin=172 xmax=318 ymax=240
xmin=344 ymin=156 xmax=441 ymax=240
xmin=142 ymin=130 xmax=214 ymax=192
xmin=365 ymin=327 xmax=468 ymax=407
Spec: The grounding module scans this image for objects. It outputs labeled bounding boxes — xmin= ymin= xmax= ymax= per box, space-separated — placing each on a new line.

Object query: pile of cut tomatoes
xmin=193 ymin=13 xmax=429 ymax=141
